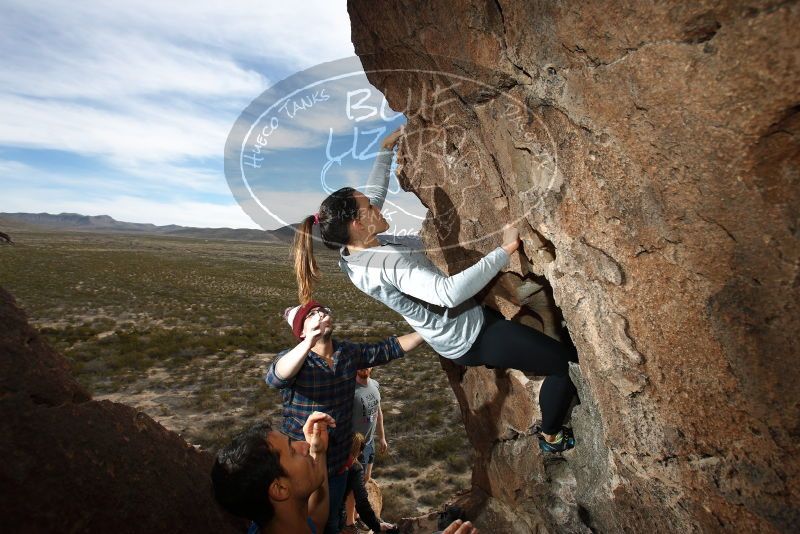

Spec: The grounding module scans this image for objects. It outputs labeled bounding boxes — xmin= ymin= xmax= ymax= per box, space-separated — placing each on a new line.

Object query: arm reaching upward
xmin=364 ymin=127 xmax=403 ymax=209
xmin=305 ymin=412 xmax=336 ymax=534
xmin=271 ymin=313 xmax=325 ymax=382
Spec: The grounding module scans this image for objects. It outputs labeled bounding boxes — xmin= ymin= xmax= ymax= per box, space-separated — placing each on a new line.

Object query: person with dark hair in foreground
xmin=211 ymin=411 xmax=336 ymax=534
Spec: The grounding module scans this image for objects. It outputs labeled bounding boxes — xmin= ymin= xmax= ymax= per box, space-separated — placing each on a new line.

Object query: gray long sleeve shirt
xmin=338 ymin=149 xmax=509 ymax=359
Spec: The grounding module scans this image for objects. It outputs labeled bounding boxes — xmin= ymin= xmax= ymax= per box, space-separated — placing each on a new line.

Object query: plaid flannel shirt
xmin=265 ymin=336 xmax=405 ymax=476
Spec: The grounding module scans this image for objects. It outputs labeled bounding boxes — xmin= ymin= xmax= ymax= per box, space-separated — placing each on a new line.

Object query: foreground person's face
xmin=266 ymin=431 xmax=323 ymax=497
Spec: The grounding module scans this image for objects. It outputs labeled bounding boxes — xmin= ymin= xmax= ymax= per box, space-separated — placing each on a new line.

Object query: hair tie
xmin=313 ymin=213 xmax=320 ymax=225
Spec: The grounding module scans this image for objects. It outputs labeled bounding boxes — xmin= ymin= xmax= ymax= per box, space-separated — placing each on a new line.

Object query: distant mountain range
xmin=0 ymin=212 xmax=290 ymax=242
xmin=0 ymin=212 xmax=422 ymax=247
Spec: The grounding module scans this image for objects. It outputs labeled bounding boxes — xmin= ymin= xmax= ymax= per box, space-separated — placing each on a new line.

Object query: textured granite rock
xmin=367 ymin=477 xmax=383 ymax=519
xmin=0 ymin=287 xmax=243 ymax=533
xmin=349 ymin=1 xmax=800 ymax=531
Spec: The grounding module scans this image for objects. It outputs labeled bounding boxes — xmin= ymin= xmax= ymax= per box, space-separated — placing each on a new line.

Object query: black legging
xmin=452 ymin=306 xmax=578 ymax=435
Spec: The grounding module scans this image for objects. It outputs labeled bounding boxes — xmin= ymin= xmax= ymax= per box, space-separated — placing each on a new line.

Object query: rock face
xmin=0 ymin=287 xmax=243 ymax=533
xmin=348 ymin=1 xmax=799 ymax=532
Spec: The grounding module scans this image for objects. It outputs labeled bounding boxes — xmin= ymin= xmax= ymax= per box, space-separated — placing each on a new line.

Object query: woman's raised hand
xmin=381 ymin=126 xmax=404 ymax=149
xmin=501 ymin=223 xmax=521 ymax=255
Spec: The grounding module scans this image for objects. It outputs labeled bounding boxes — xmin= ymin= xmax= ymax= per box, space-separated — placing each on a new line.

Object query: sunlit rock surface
xmin=348 ymin=1 xmax=800 ymax=531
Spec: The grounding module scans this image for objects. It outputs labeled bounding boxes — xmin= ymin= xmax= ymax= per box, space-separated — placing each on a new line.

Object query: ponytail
xmin=293 ymin=215 xmax=320 ymax=304
xmin=293 ymin=187 xmax=360 ymax=303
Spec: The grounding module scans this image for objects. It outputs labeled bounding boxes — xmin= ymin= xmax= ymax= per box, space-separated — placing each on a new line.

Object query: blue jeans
xmin=325 ymin=471 xmax=348 ymax=534
xmin=358 ymin=438 xmax=375 ymax=466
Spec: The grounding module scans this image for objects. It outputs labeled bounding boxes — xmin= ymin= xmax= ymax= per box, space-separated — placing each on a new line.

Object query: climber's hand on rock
xmin=382 ymin=126 xmax=404 ymax=149
xmin=501 ymin=223 xmax=520 ymax=255
xmin=442 ymin=519 xmax=478 ymax=534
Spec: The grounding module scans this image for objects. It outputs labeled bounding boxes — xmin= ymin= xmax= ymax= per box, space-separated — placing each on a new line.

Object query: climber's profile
xmin=292 ymin=126 xmax=578 ymax=452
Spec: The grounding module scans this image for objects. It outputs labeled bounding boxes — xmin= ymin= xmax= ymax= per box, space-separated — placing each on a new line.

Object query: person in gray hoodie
xmin=292 ymin=127 xmax=577 ymax=453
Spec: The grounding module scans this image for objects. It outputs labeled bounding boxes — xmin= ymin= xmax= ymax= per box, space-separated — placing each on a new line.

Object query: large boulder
xmin=348 ymin=1 xmax=800 ymax=532
xmin=0 ymin=287 xmax=244 ymax=533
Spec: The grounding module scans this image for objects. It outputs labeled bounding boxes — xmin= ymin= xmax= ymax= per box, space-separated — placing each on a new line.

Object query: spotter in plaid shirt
xmin=265 ymin=336 xmax=406 ymax=476
xmin=267 ymin=301 xmax=423 ymax=486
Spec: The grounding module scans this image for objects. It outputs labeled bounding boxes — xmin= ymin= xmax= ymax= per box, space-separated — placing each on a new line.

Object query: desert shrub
xmin=381 ymin=465 xmax=410 ymax=479
xmin=396 ymin=438 xmax=433 ymax=468
xmin=418 ymin=491 xmax=440 ymax=506
xmin=378 ymin=485 xmax=417 ymax=522
xmin=415 ymin=475 xmax=441 ymax=489
xmin=445 ymin=453 xmax=470 ymax=473
xmin=427 ymin=435 xmax=453 ymax=457
xmin=426 ymin=413 xmax=443 ymax=426
xmin=194 ymin=384 xmax=219 ymax=411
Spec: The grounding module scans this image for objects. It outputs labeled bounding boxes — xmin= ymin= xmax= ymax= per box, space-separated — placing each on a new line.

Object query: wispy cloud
xmin=0 ymin=95 xmax=232 ymax=164
xmin=0 ymin=31 xmax=267 ymax=101
xmin=0 ymin=0 xmax=355 ymax=99
xmin=0 ymin=1 xmax=426 ymax=231
xmin=0 ymin=0 xmax=355 ymax=164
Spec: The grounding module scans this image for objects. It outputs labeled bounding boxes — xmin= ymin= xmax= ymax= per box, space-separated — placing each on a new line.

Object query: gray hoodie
xmin=338 ymin=149 xmax=509 ymax=359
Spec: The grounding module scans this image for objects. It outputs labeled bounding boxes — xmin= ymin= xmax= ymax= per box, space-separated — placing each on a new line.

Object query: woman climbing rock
xmin=292 ymin=127 xmax=578 ymax=452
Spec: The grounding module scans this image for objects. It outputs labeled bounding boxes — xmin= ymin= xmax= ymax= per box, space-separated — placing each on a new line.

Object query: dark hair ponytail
xmin=293 ymin=187 xmax=360 ymax=303
xmin=293 ymin=215 xmax=320 ymax=304
xmin=319 ymin=187 xmax=359 ymax=249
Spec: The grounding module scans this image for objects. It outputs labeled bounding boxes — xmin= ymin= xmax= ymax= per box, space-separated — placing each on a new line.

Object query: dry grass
xmin=0 ymin=229 xmax=472 ymax=519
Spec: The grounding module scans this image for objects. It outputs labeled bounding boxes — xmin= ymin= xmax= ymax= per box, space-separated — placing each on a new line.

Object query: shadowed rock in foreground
xmin=348 ymin=0 xmax=799 ymax=532
xmin=0 ymin=287 xmax=243 ymax=534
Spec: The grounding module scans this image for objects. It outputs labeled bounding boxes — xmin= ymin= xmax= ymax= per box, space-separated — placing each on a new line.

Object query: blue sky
xmin=0 ymin=0 xmax=425 ymax=232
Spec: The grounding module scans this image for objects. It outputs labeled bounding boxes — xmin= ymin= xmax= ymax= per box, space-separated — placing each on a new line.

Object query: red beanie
xmin=284 ymin=300 xmax=325 ymax=340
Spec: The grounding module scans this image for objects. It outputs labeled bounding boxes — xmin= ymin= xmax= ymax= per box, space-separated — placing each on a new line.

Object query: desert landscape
xmin=0 ymin=224 xmax=471 ymax=521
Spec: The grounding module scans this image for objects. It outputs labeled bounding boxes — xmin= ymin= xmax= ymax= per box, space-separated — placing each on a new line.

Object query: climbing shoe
xmin=538 ymin=427 xmax=575 ymax=453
